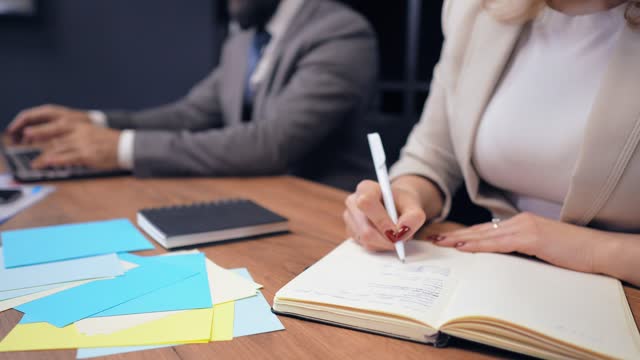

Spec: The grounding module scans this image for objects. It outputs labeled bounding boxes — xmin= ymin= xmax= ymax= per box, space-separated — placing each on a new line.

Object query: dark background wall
xmin=0 ymin=0 xmax=444 ymax=128
xmin=0 ymin=0 xmax=219 ymax=126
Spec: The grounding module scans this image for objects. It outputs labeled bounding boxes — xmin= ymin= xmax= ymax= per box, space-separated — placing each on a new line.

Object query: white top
xmin=473 ymin=4 xmax=625 ymax=219
xmin=89 ymin=0 xmax=304 ymax=170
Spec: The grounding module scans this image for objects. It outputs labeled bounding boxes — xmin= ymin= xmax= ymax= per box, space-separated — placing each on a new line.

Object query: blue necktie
xmin=244 ymin=29 xmax=272 ymax=107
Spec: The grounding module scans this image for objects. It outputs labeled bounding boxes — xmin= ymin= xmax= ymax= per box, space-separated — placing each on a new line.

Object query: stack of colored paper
xmin=0 ymin=219 xmax=285 ymax=358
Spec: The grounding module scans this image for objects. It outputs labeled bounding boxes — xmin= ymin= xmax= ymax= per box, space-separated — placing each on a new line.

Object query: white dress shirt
xmin=88 ymin=0 xmax=304 ymax=170
xmin=473 ymin=4 xmax=624 ymax=219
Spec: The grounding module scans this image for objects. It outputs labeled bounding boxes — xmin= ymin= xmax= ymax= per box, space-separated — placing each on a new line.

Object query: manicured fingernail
xmin=384 ymin=229 xmax=396 ymax=243
xmin=426 ymin=234 xmax=446 ymax=242
xmin=455 ymin=242 xmax=465 ymax=248
xmin=396 ymin=226 xmax=411 ymax=241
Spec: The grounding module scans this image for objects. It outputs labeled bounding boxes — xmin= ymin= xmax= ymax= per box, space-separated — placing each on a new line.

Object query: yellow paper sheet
xmin=211 ymin=301 xmax=234 ymax=341
xmin=75 ymin=310 xmax=185 ymax=336
xmin=0 ymin=308 xmax=213 ymax=351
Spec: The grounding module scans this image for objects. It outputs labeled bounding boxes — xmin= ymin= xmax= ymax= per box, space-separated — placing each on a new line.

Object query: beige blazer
xmin=390 ymin=0 xmax=640 ymax=232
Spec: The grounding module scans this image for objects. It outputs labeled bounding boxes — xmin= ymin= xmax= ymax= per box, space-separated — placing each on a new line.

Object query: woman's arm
xmin=432 ymin=213 xmax=640 ymax=287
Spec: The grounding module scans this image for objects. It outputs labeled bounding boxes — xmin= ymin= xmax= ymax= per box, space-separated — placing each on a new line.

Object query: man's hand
xmin=32 ymin=123 xmax=121 ymax=170
xmin=8 ymin=104 xmax=92 ymax=144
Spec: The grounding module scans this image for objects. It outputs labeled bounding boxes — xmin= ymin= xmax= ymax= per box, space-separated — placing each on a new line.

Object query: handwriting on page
xmin=289 ymin=261 xmax=452 ymax=314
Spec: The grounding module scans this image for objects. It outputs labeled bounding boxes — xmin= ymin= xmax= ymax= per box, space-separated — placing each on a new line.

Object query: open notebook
xmin=273 ymin=239 xmax=640 ymax=359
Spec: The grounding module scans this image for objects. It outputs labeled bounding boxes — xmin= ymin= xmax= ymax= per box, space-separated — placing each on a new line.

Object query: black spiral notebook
xmin=137 ymin=199 xmax=288 ymax=249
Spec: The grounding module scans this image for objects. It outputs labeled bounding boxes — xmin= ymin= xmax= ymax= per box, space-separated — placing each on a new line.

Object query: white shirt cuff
xmin=117 ymin=130 xmax=135 ymax=170
xmin=87 ymin=110 xmax=108 ymax=127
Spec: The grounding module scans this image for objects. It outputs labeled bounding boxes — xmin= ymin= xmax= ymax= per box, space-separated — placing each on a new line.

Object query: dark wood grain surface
xmin=0 ymin=175 xmax=637 ymax=360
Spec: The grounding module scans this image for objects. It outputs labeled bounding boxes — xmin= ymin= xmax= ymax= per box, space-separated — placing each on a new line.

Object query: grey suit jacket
xmin=105 ymin=0 xmax=378 ymax=190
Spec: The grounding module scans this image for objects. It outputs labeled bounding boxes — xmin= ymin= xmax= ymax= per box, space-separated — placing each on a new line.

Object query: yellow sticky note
xmin=0 ymin=308 xmax=213 ymax=352
xmin=211 ymin=301 xmax=234 ymax=341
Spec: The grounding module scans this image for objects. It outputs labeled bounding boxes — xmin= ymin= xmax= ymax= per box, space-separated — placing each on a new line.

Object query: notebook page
xmin=276 ymin=239 xmax=473 ymax=326
xmin=440 ymin=252 xmax=640 ymax=359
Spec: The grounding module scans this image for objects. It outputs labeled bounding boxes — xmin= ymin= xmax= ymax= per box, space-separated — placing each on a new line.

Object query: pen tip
xmin=401 ymin=258 xmax=405 ymax=264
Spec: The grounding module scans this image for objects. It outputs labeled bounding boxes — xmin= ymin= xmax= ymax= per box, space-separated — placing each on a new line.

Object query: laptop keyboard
xmin=2 ymin=146 xmax=128 ymax=182
xmin=14 ymin=150 xmax=41 ymax=170
xmin=7 ymin=148 xmax=91 ymax=180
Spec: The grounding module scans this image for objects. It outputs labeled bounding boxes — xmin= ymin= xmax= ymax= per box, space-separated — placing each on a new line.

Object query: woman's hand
xmin=343 ymin=176 xmax=443 ymax=252
xmin=433 ymin=212 xmax=602 ymax=274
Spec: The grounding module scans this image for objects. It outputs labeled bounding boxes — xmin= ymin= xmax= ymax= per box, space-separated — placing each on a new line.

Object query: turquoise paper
xmin=2 ymin=219 xmax=153 ymax=268
xmin=92 ymin=253 xmax=211 ymax=317
xmin=17 ymin=260 xmax=197 ymax=327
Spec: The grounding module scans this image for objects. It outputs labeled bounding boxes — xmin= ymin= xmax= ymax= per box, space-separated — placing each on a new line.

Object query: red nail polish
xmin=384 ymin=230 xmax=396 ymax=243
xmin=396 ymin=226 xmax=411 ymax=241
xmin=426 ymin=234 xmax=446 ymax=242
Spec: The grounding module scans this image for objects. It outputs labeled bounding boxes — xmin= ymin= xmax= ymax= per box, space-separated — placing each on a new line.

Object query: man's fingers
xmin=8 ymin=105 xmax=60 ymax=135
xmin=31 ymin=150 xmax=82 ymax=169
xmin=22 ymin=121 xmax=70 ymax=143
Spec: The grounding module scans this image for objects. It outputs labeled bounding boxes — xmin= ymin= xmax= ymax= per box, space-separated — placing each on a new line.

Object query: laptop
xmin=1 ymin=146 xmax=128 ymax=182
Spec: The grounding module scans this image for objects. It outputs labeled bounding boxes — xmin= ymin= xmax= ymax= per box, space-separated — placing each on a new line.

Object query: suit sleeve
xmin=131 ymin=17 xmax=378 ymax=177
xmin=104 ymin=68 xmax=225 ymax=131
xmin=389 ymin=0 xmax=465 ymax=221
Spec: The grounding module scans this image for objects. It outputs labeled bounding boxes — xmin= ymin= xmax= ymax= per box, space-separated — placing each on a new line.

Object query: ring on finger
xmin=491 ymin=218 xmax=501 ymax=229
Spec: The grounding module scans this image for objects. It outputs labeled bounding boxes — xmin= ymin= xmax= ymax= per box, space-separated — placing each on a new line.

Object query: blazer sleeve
xmin=130 ymin=14 xmax=378 ymax=177
xmin=104 ymin=67 xmax=225 ymax=131
xmin=389 ymin=0 xmax=466 ymax=222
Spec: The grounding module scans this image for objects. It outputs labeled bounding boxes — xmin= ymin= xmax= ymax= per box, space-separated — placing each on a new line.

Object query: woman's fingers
xmin=345 ymin=193 xmax=394 ymax=251
xmin=455 ymin=236 xmax=520 ymax=253
xmin=394 ymin=190 xmax=427 ymax=241
xmin=436 ymin=220 xmax=512 ymax=247
xmin=354 ymin=180 xmax=397 ymax=241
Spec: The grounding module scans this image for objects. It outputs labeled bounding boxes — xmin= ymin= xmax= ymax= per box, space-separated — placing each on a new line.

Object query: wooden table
xmin=0 ymin=175 xmax=638 ymax=360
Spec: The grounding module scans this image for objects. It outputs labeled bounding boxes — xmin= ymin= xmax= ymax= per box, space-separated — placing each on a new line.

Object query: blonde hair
xmin=483 ymin=0 xmax=640 ymax=26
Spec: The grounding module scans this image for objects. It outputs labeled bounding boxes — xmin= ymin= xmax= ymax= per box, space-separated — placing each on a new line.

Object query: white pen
xmin=367 ymin=133 xmax=406 ymax=263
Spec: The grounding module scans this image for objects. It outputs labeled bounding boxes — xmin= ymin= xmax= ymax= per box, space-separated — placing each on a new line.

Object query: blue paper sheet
xmin=91 ymin=253 xmax=211 ymax=317
xmin=0 ymin=250 xmax=123 ymax=293
xmin=1 ymin=219 xmax=154 ymax=268
xmin=76 ymin=345 xmax=173 ymax=359
xmin=232 ymin=268 xmax=284 ymax=337
xmin=17 ymin=260 xmax=198 ymax=327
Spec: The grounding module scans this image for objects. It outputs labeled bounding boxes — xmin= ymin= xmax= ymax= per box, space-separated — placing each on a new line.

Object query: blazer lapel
xmin=453 ymin=12 xmax=521 ymax=210
xmin=561 ymin=25 xmax=640 ymax=225
xmin=226 ymin=30 xmax=252 ymax=125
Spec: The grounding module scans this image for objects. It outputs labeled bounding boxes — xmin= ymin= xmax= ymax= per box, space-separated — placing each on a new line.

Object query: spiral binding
xmin=142 ymin=198 xmax=250 ymax=213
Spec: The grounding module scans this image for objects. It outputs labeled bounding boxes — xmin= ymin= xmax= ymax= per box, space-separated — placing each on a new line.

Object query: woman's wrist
xmin=392 ymin=175 xmax=444 ymax=220
xmin=590 ymin=231 xmax=640 ymax=285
